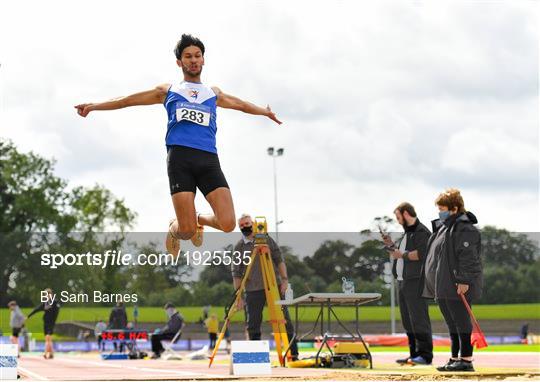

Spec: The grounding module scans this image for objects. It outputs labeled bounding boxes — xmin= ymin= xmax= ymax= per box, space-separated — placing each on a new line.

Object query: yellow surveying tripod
xmin=209 ymin=216 xmax=291 ymax=367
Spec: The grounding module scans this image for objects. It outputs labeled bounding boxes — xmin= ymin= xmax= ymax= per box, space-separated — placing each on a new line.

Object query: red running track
xmin=17 ymin=352 xmax=540 ymax=380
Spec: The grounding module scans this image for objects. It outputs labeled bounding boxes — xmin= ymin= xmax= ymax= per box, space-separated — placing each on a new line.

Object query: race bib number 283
xmin=176 ymin=102 xmax=211 ymax=127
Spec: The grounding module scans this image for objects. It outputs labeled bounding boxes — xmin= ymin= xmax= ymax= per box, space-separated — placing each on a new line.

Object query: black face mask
xmin=241 ymin=226 xmax=253 ymax=236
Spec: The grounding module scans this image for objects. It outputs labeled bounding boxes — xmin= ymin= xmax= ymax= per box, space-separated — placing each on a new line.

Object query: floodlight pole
xmin=267 ymin=147 xmax=284 ymax=244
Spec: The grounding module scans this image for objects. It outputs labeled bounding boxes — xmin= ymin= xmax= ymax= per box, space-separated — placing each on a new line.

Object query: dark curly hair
xmin=174 ymin=34 xmax=205 ymax=59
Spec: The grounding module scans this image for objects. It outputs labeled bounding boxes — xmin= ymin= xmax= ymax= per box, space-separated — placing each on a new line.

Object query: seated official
xmin=151 ymin=303 xmax=185 ymax=359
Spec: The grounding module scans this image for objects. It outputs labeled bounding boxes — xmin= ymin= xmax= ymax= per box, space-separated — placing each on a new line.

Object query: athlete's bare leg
xmin=167 ymin=188 xmax=234 ymax=254
xmin=44 ymin=335 xmax=54 ymax=358
xmin=170 ymin=192 xmax=198 ymax=239
xmin=198 ymin=187 xmax=236 ymax=232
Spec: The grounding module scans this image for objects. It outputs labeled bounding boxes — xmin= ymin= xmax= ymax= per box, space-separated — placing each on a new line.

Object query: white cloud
xmin=1 ymin=0 xmax=538 ymax=233
xmin=441 ymin=128 xmax=537 ymax=178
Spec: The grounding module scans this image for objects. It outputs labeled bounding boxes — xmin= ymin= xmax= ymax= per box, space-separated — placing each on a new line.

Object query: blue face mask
xmin=439 ymin=210 xmax=451 ymax=222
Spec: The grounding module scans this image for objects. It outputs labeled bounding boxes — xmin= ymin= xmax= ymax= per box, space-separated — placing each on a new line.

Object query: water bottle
xmin=285 ymin=283 xmax=293 ymax=301
xmin=342 ymin=277 xmax=355 ymax=294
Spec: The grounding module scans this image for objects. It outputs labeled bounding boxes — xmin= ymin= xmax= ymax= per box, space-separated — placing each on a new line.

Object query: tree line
xmin=1 ymin=139 xmax=538 ymax=307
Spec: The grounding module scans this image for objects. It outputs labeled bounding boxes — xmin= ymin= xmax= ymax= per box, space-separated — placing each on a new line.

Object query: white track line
xmin=18 ymin=365 xmax=49 ymax=381
xmin=30 ymin=356 xmax=218 ymax=378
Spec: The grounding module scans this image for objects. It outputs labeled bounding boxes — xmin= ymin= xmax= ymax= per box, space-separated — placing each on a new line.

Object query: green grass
xmin=287 ymin=303 xmax=540 ymax=322
xmin=2 ymin=304 xmax=538 ymax=338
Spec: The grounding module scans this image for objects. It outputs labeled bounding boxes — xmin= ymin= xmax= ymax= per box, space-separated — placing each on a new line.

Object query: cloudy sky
xmin=1 ymin=1 xmax=538 ymax=234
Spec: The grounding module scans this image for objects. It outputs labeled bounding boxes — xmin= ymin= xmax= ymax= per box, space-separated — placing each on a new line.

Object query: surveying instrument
xmin=209 ymin=216 xmax=291 ymax=367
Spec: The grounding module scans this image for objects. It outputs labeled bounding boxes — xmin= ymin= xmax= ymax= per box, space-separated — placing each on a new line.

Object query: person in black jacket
xmin=27 ymin=288 xmax=60 ymax=359
xmin=420 ymin=188 xmax=482 ymax=372
xmin=151 ymin=302 xmax=185 ymax=359
xmin=108 ymin=301 xmax=128 ymax=352
xmin=384 ymin=202 xmax=433 ymax=365
xmin=108 ymin=301 xmax=128 ymax=329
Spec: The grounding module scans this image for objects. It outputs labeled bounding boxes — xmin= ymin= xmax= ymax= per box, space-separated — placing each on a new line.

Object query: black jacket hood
xmin=431 ymin=211 xmax=478 ymax=231
xmin=458 ymin=211 xmax=478 ymax=225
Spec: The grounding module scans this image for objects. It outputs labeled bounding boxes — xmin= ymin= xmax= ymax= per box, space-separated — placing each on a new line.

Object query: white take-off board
xmin=0 ymin=344 xmax=18 ymax=380
xmin=230 ymin=340 xmax=271 ymax=376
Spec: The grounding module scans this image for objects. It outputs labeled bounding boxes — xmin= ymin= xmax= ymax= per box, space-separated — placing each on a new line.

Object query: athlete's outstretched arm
xmin=74 ymin=84 xmax=170 ymax=117
xmin=212 ymin=87 xmax=282 ymax=125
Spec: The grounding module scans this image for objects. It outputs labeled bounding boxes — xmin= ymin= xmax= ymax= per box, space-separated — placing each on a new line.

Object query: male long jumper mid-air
xmin=75 ymin=34 xmax=281 ymax=254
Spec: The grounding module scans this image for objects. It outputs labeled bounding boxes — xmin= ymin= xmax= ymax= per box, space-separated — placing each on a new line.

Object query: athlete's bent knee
xmin=220 ymin=218 xmax=236 ymax=233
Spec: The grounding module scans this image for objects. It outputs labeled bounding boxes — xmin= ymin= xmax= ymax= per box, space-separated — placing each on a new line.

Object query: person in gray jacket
xmin=420 ymin=188 xmax=483 ymax=372
xmin=231 ymin=213 xmax=298 ymax=359
xmin=8 ymin=301 xmax=26 ymax=352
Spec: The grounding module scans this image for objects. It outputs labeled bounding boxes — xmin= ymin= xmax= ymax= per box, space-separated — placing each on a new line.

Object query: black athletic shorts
xmin=44 ymin=323 xmax=55 ymax=336
xmin=12 ymin=327 xmax=21 ymax=337
xmin=167 ymin=145 xmax=229 ymax=196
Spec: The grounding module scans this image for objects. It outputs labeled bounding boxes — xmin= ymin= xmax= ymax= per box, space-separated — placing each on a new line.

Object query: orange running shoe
xmin=166 ymin=219 xmax=181 ymax=257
